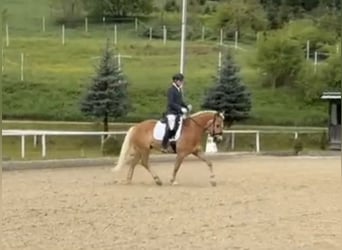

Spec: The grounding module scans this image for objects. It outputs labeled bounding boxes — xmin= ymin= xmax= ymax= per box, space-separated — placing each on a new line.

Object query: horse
xmin=111 ymin=110 xmax=225 ymax=186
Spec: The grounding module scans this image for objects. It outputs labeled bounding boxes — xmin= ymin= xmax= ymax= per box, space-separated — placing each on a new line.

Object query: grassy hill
xmin=2 ymin=0 xmax=329 ymax=126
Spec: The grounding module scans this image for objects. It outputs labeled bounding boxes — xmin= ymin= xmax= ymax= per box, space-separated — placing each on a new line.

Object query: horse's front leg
xmin=192 ymin=150 xmax=216 ymax=187
xmin=170 ymin=153 xmax=186 ymax=185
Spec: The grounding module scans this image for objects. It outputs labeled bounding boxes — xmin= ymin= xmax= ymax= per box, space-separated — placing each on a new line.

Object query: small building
xmin=320 ymin=91 xmax=341 ymax=150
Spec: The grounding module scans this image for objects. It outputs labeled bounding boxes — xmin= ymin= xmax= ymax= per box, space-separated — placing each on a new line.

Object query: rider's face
xmin=175 ymin=80 xmax=184 ymax=87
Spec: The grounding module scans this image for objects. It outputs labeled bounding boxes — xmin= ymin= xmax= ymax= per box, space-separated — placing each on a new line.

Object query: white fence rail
xmin=2 ymin=129 xmax=324 ymax=159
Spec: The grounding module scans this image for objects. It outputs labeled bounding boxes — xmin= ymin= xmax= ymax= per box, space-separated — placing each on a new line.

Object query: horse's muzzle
xmin=213 ymin=135 xmax=223 ymax=143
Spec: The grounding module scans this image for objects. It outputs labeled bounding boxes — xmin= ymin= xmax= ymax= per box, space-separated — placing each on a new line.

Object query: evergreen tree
xmin=80 ymin=40 xmax=130 ymax=132
xmin=201 ymin=50 xmax=251 ymax=124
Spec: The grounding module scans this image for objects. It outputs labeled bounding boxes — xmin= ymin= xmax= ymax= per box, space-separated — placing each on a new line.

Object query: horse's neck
xmin=188 ymin=114 xmax=212 ymax=129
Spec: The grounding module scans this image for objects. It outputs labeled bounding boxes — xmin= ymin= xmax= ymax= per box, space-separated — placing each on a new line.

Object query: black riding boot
xmin=161 ymin=127 xmax=171 ymax=153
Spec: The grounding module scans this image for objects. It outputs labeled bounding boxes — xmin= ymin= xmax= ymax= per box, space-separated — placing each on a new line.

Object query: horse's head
xmin=189 ymin=110 xmax=225 ymax=143
xmin=206 ymin=111 xmax=225 ymax=143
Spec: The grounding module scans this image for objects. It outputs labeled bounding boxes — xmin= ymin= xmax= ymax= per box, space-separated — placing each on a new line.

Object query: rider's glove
xmin=181 ymin=107 xmax=188 ymax=114
xmin=187 ymin=104 xmax=192 ymax=112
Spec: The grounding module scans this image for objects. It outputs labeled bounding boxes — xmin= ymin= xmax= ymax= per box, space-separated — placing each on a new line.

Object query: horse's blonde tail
xmin=111 ymin=126 xmax=135 ymax=172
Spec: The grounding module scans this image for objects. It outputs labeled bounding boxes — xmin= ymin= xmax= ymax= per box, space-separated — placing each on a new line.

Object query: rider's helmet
xmin=172 ymin=73 xmax=184 ymax=82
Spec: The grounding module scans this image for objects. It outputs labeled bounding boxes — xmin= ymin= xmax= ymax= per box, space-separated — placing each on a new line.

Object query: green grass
xmin=1 ymin=0 xmax=334 ymax=161
xmin=2 ymin=0 xmax=330 ymax=126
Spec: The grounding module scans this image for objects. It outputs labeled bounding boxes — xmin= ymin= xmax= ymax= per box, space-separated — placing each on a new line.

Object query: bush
xmin=256 ymin=32 xmax=304 ymax=89
xmin=320 ymin=131 xmax=328 ymax=150
xmin=209 ymin=0 xmax=267 ymax=42
xmin=293 ymin=137 xmax=303 ymax=155
xmin=101 ymin=136 xmax=122 ymax=156
xmin=296 ymin=53 xmax=341 ymax=102
xmin=295 ymin=62 xmax=326 ymax=102
xmin=283 ymin=19 xmax=336 ymax=56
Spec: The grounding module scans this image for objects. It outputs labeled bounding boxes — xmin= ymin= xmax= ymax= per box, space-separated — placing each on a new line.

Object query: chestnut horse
xmin=111 ymin=110 xmax=225 ymax=186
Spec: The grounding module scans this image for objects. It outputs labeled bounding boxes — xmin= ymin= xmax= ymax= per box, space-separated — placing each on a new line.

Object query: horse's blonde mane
xmin=190 ymin=110 xmax=225 ymax=119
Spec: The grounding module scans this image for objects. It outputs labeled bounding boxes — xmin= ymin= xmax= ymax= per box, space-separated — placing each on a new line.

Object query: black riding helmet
xmin=172 ymin=73 xmax=184 ymax=82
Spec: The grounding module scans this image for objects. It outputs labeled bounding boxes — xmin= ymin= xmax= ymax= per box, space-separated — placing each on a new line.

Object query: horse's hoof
xmin=210 ymin=180 xmax=217 ymax=187
xmin=170 ymin=180 xmax=178 ymax=186
xmin=154 ymin=177 xmax=163 ymax=186
xmin=118 ymin=180 xmax=131 ymax=185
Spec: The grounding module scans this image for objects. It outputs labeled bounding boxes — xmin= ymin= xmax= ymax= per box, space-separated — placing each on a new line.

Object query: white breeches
xmin=166 ymin=114 xmax=176 ymax=130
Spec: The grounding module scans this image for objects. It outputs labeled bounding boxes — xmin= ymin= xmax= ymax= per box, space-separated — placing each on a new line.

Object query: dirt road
xmin=2 ymin=155 xmax=342 ymax=250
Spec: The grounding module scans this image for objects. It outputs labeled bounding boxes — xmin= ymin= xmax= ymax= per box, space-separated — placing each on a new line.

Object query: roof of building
xmin=320 ymin=91 xmax=341 ymax=100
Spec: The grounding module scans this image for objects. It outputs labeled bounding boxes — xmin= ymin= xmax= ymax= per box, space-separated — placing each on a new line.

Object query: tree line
xmin=63 ymin=0 xmax=340 ymax=128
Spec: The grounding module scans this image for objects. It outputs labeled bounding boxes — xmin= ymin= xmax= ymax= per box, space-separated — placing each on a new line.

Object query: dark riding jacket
xmin=166 ymin=84 xmax=188 ymax=115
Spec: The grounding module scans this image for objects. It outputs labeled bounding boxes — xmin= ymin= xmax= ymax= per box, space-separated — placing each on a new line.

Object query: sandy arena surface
xmin=2 ymin=155 xmax=342 ymax=250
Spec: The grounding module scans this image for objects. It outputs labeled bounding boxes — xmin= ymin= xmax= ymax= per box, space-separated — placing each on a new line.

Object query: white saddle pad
xmin=153 ymin=118 xmax=183 ymax=141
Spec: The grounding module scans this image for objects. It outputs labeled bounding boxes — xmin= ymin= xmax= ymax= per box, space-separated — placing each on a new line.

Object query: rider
xmin=161 ymin=73 xmax=192 ymax=153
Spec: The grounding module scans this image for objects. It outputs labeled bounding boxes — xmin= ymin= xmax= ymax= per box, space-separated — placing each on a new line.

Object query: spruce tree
xmin=202 ymin=50 xmax=251 ymax=125
xmin=80 ymin=40 xmax=130 ymax=132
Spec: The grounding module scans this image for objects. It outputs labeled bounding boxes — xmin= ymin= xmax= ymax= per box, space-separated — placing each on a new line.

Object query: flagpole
xmin=180 ymin=0 xmax=187 ymax=74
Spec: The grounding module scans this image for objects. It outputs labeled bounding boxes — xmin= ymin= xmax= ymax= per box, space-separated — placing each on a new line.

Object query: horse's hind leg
xmin=140 ymin=150 xmax=162 ymax=186
xmin=192 ymin=151 xmax=216 ymax=187
xmin=126 ymin=153 xmax=140 ymax=184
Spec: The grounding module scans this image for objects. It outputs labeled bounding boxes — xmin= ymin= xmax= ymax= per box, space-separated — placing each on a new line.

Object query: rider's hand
xmin=187 ymin=104 xmax=192 ymax=112
xmin=181 ymin=107 xmax=188 ymax=114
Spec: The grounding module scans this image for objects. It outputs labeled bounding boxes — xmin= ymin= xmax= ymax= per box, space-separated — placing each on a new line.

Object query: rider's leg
xmin=161 ymin=114 xmax=176 ymax=152
xmin=161 ymin=128 xmax=171 ymax=152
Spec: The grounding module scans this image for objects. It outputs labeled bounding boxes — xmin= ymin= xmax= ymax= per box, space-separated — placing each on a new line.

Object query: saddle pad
xmin=153 ymin=119 xmax=183 ymax=141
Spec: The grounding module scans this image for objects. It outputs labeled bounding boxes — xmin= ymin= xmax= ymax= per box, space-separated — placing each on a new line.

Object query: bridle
xmin=187 ymin=112 xmax=223 ymax=137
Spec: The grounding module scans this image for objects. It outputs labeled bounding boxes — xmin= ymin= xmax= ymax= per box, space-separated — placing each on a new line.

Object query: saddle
xmin=153 ymin=114 xmax=183 ymax=142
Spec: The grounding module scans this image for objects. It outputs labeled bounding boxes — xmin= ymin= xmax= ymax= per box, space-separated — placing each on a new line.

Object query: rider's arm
xmin=179 ymin=90 xmax=189 ymax=110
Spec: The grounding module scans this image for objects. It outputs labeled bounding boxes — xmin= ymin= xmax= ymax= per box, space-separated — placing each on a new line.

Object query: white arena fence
xmin=2 ymin=129 xmax=326 ymax=159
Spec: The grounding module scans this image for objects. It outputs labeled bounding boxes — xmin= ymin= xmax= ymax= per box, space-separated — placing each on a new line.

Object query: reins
xmin=186 ymin=113 xmax=222 ymax=136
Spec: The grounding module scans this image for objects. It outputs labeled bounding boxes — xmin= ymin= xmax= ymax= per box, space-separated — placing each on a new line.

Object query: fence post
xmin=62 ymin=24 xmax=65 ymax=45
xmin=218 ymin=51 xmax=222 ymax=70
xmin=201 ymin=26 xmax=205 ymax=41
xmin=20 ymin=52 xmax=24 ymax=81
xmin=33 ymin=135 xmax=38 ymax=148
xmin=256 ymin=131 xmax=260 ymax=152
xmin=306 ymin=40 xmax=310 ymax=60
xmin=1 ymin=48 xmax=4 ymax=73
xmin=234 ymin=30 xmax=238 ymax=49
xmin=220 ymin=28 xmax=223 ymax=46
xmin=42 ymin=134 xmax=46 ymax=158
xmin=231 ymin=132 xmax=235 ymax=150
xmin=163 ymin=25 xmax=167 ymax=45
xmin=113 ymin=24 xmax=117 ymax=45
xmin=117 ymin=53 xmax=121 ymax=70
xmin=42 ymin=16 xmax=46 ymax=32
xmin=21 ymin=135 xmax=25 ymax=159
xmin=314 ymin=51 xmax=318 ymax=73
xmin=101 ymin=135 xmax=105 ymax=146
xmin=294 ymin=132 xmax=298 ymax=139
xmin=149 ymin=27 xmax=152 ymax=40
xmin=6 ymin=23 xmax=9 ymax=47
xmin=135 ymin=17 xmax=138 ymax=32
xmin=85 ymin=17 xmax=88 ymax=33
